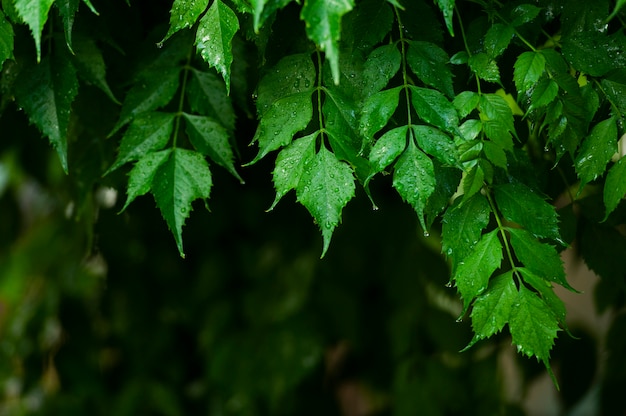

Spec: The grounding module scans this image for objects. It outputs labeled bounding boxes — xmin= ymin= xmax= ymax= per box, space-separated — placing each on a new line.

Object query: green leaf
xmin=483 ymin=141 xmax=507 ymax=169
xmin=55 ymin=0 xmax=78 ymax=51
xmin=270 ymin=132 xmax=317 ymax=210
xmin=494 ymin=182 xmax=562 ymax=242
xmin=513 ymin=51 xmax=545 ymax=93
xmin=111 ymin=67 xmax=182 ymax=135
xmin=183 ymin=113 xmax=243 ymax=183
xmin=196 ymin=0 xmax=239 ymax=91
xmin=574 ymin=117 xmax=617 ymax=188
xmin=105 ymin=112 xmax=176 ymax=176
xmin=409 ymin=86 xmax=460 ymax=135
xmin=406 ymin=40 xmax=454 ymax=98
xmin=468 ymin=53 xmax=500 ymax=84
xmin=433 ymin=0 xmax=454 ymax=36
xmin=350 ymin=0 xmax=393 ymax=50
xmin=484 ymin=23 xmax=514 ymax=58
xmin=465 ymin=271 xmax=517 ymax=350
xmin=359 ymin=86 xmax=401 ymax=141
xmin=187 ymin=68 xmax=235 ymax=131
xmin=72 ymin=35 xmax=120 ymax=104
xmin=14 ymin=0 xmax=54 ymax=61
xmin=509 ymin=4 xmax=541 ymax=27
xmin=122 ymin=149 xmax=173 ymax=211
xmin=561 ymin=32 xmax=626 ymax=77
xmin=14 ymin=53 xmax=78 ymax=173
xmin=453 ymin=229 xmax=503 ymax=313
xmin=251 ymin=0 xmax=292 ymax=32
xmin=608 ymin=0 xmax=626 ymax=21
xmin=441 ymin=193 xmax=491 ymax=268
xmin=162 ymin=0 xmax=210 ymax=43
xmin=478 ymin=94 xmax=515 ymax=150
xmin=604 ymin=156 xmax=626 ymax=220
xmin=601 ymin=79 xmax=626 ymax=119
xmin=412 ymin=125 xmax=458 ymax=166
xmin=152 ymin=148 xmax=213 ymax=258
xmin=509 ymin=285 xmax=560 ymax=370
xmin=507 ymin=228 xmax=574 ymax=291
xmin=361 ymin=44 xmax=402 ymax=98
xmin=249 ymin=92 xmax=313 ymax=164
xmin=296 ymin=145 xmax=355 ymax=257
xmin=392 ymin=137 xmax=436 ymax=231
xmin=519 ymin=268 xmax=569 ymax=331
xmin=453 ymin=91 xmax=479 ymax=119
xmin=367 ymin=126 xmax=408 ymax=180
xmin=461 ymin=163 xmax=484 ymax=200
xmin=0 ymin=10 xmax=14 ymax=65
xmin=301 ymin=0 xmax=354 ymax=85
xmin=528 ymin=78 xmax=558 ymax=111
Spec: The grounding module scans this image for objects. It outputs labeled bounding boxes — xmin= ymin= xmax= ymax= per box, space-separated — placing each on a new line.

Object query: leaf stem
xmin=315 ymin=49 xmax=326 ymax=149
xmin=455 ymin=5 xmax=482 ymax=94
xmin=485 ymin=188 xmax=520 ymax=280
xmin=394 ymin=6 xmax=413 ymax=129
xmin=172 ymin=49 xmax=194 ymax=148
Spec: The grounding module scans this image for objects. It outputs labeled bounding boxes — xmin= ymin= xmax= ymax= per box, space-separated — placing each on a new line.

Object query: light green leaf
xmin=433 ymin=0 xmax=454 ymax=36
xmin=409 ymin=86 xmax=460 ymax=135
xmin=513 ymin=51 xmax=545 ymax=93
xmin=14 ymin=0 xmax=54 ymax=61
xmin=604 ymin=156 xmax=626 ymax=220
xmin=509 ymin=285 xmax=560 ymax=372
xmin=162 ymin=0 xmax=210 ymax=43
xmin=528 ymin=78 xmax=558 ymax=111
xmin=0 ymin=10 xmax=14 ymax=65
xmin=152 ymin=148 xmax=213 ymax=258
xmin=105 ymin=112 xmax=176 ymax=176
xmin=441 ymin=193 xmax=491 ymax=269
xmin=468 ymin=53 xmax=501 ymax=84
xmin=574 ymin=117 xmax=617 ymax=188
xmin=519 ymin=268 xmax=569 ymax=332
xmin=453 ymin=91 xmax=480 ymax=119
xmin=297 ymin=145 xmax=355 ymax=257
xmin=196 ymin=0 xmax=239 ymax=91
xmin=412 ymin=125 xmax=458 ymax=166
xmin=478 ymin=94 xmax=515 ymax=150
xmin=72 ymin=35 xmax=120 ymax=103
xmin=187 ymin=68 xmax=235 ymax=131
xmin=359 ymin=86 xmax=401 ymax=141
xmin=508 ymin=228 xmax=574 ymax=291
xmin=392 ymin=137 xmax=436 ymax=231
xmin=111 ymin=67 xmax=182 ymax=136
xmin=483 ymin=141 xmax=507 ymax=169
xmin=464 ymin=271 xmax=517 ymax=350
xmin=453 ymin=229 xmax=503 ymax=313
xmin=459 ymin=120 xmax=482 ymax=142
xmin=301 ymin=0 xmax=354 ymax=84
xmin=249 ymin=92 xmax=313 ymax=164
xmin=367 ymin=126 xmax=408 ymax=180
xmin=484 ymin=23 xmax=514 ymax=58
xmin=251 ymin=0 xmax=292 ymax=32
xmin=406 ymin=40 xmax=454 ymax=98
xmin=122 ymin=149 xmax=173 ymax=211
xmin=270 ymin=132 xmax=318 ymax=210
xmin=183 ymin=113 xmax=243 ymax=183
xmin=494 ymin=182 xmax=562 ymax=242
xmin=14 ymin=53 xmax=78 ymax=173
xmin=461 ymin=163 xmax=484 ymax=200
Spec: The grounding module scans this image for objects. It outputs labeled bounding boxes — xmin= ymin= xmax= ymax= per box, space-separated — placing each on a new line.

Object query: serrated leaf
xmin=442 ymin=193 xmax=491 ymax=268
xmin=296 ymin=146 xmax=355 ymax=257
xmin=459 ymin=120 xmax=482 ymax=142
xmin=183 ymin=113 xmax=242 ymax=183
xmin=461 ymin=163 xmax=484 ymax=200
xmin=196 ymin=0 xmax=239 ymax=91
xmin=249 ymin=92 xmax=313 ymax=164
xmin=453 ymin=229 xmax=503 ymax=313
xmin=528 ymin=78 xmax=558 ymax=111
xmin=72 ymin=35 xmax=120 ymax=103
xmin=412 ymin=125 xmax=458 ymax=166
xmin=483 ymin=141 xmax=507 ymax=170
xmin=519 ymin=268 xmax=569 ymax=332
xmin=251 ymin=0 xmax=292 ymax=32
xmin=188 ymin=68 xmax=235 ymax=131
xmin=270 ymin=132 xmax=318 ymax=210
xmin=359 ymin=86 xmax=401 ymax=141
xmin=55 ymin=0 xmax=78 ymax=51
xmin=509 ymin=285 xmax=560 ymax=369
xmin=468 ymin=53 xmax=501 ymax=84
xmin=509 ymin=4 xmax=541 ymax=26
xmin=162 ymin=0 xmax=210 ymax=43
xmin=494 ymin=182 xmax=562 ymax=242
xmin=122 ymin=149 xmax=173 ymax=211
xmin=602 ymin=79 xmax=626 ymax=118
xmin=0 ymin=10 xmax=14 ymax=65
xmin=105 ymin=112 xmax=176 ymax=176
xmin=367 ymin=126 xmax=408 ymax=180
xmin=484 ymin=23 xmax=514 ymax=58
xmin=301 ymin=0 xmax=354 ymax=84
xmin=478 ymin=94 xmax=515 ymax=150
xmin=508 ymin=228 xmax=574 ymax=291
xmin=152 ymin=148 xmax=213 ymax=258
xmin=574 ymin=117 xmax=617 ymax=188
xmin=14 ymin=0 xmax=54 ymax=61
xmin=433 ymin=0 xmax=454 ymax=36
xmin=409 ymin=86 xmax=460 ymax=135
xmin=604 ymin=156 xmax=626 ymax=220
xmin=453 ymin=91 xmax=480 ymax=119
xmin=350 ymin=0 xmax=393 ymax=50
xmin=561 ymin=32 xmax=626 ymax=78
xmin=111 ymin=67 xmax=182 ymax=136
xmin=513 ymin=51 xmax=545 ymax=93
xmin=406 ymin=40 xmax=454 ymax=98
xmin=14 ymin=53 xmax=78 ymax=173
xmin=465 ymin=271 xmax=517 ymax=350
xmin=392 ymin=137 xmax=436 ymax=231
xmin=361 ymin=44 xmax=402 ymax=98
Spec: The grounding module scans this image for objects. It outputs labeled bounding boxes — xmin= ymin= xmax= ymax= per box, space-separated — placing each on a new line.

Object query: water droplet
xmin=423 ymin=231 xmax=430 ymax=237
xmin=180 ymin=207 xmax=187 ymax=213
xmin=156 ymin=41 xmax=164 ymax=49
xmin=455 ymin=317 xmax=463 ymax=323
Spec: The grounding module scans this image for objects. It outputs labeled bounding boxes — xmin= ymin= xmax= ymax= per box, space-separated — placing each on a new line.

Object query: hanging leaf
xmin=162 ymin=0 xmax=210 ymax=43
xmin=359 ymin=86 xmax=401 ymax=141
xmin=406 ymin=40 xmax=454 ymax=98
xmin=453 ymin=91 xmax=480 ymax=119
xmin=461 ymin=163 xmax=484 ymax=200
xmin=574 ymin=117 xmax=617 ymax=189
xmin=468 ymin=53 xmax=501 ymax=84
xmin=409 ymin=86 xmax=460 ymax=135
xmin=367 ymin=126 xmax=408 ymax=181
xmin=604 ymin=156 xmax=626 ymax=221
xmin=296 ymin=145 xmax=356 ymax=257
xmin=251 ymin=0 xmax=293 ymax=32
xmin=478 ymin=94 xmax=515 ymax=150
xmin=187 ymin=68 xmax=235 ymax=131
xmin=0 ymin=10 xmax=14 ymax=66
xmin=72 ymin=35 xmax=120 ymax=104
xmin=361 ymin=44 xmax=402 ymax=98
xmin=412 ymin=125 xmax=458 ymax=166
xmin=484 ymin=23 xmax=514 ymax=58
xmin=14 ymin=0 xmax=54 ymax=61
xmin=121 ymin=149 xmax=173 ymax=211
xmin=196 ymin=0 xmax=239 ymax=91
xmin=513 ymin=51 xmax=545 ymax=93
xmin=528 ymin=78 xmax=559 ymax=112
xmin=55 ymin=0 xmax=79 ymax=51
xmin=519 ymin=268 xmax=569 ymax=332
xmin=433 ymin=0 xmax=455 ymax=36
xmin=509 ymin=4 xmax=541 ymax=26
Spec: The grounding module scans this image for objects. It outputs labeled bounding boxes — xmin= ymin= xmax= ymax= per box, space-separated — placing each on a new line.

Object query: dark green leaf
xmin=574 ymin=117 xmax=617 ymax=188
xmin=604 ymin=156 xmax=626 ymax=220
xmin=162 ymin=0 xmax=210 ymax=43
xmin=412 ymin=125 xmax=458 ymax=166
xmin=468 ymin=53 xmax=500 ymax=84
xmin=483 ymin=141 xmax=507 ymax=169
xmin=14 ymin=0 xmax=54 ymax=61
xmin=562 ymin=32 xmax=626 ymax=77
xmin=601 ymin=79 xmax=626 ymax=117
xmin=122 ymin=149 xmax=173 ymax=211
xmin=453 ymin=229 xmax=503 ymax=312
xmin=72 ymin=35 xmax=119 ymax=103
xmin=188 ymin=68 xmax=235 ymax=131
xmin=509 ymin=4 xmax=541 ymax=26
xmin=359 ymin=86 xmax=401 ymax=141
xmin=196 ymin=0 xmax=239 ymax=91
xmin=409 ymin=86 xmax=460 ymax=135
xmin=513 ymin=51 xmax=545 ymax=93
xmin=361 ymin=44 xmax=402 ymax=98
xmin=0 ymin=10 xmax=13 ymax=65
xmin=349 ymin=0 xmax=393 ymax=50
xmin=406 ymin=40 xmax=454 ymax=98
xmin=367 ymin=126 xmax=408 ymax=180
xmin=433 ymin=0 xmax=454 ymax=36
xmin=296 ymin=145 xmax=355 ymax=257
xmin=528 ymin=78 xmax=558 ymax=111
xmin=152 ymin=148 xmax=213 ymax=258
xmin=484 ymin=23 xmax=514 ymax=58
xmin=55 ymin=0 xmax=78 ymax=51
xmin=251 ymin=0 xmax=292 ymax=32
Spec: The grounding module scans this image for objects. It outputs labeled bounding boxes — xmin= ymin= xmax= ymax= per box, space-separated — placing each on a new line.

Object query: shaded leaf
xmin=461 ymin=163 xmax=484 ymax=200
xmin=55 ymin=0 xmax=78 ymax=51
xmin=188 ymin=68 xmax=235 ymax=131
xmin=604 ymin=156 xmax=626 ymax=220
xmin=433 ymin=0 xmax=454 ymax=36
xmin=509 ymin=4 xmax=541 ymax=26
xmin=0 ymin=10 xmax=13 ymax=65
xmin=519 ymin=268 xmax=569 ymax=332
xmin=574 ymin=117 xmax=617 ymax=188
xmin=406 ymin=40 xmax=454 ymax=98
xmin=72 ymin=35 xmax=119 ymax=103
xmin=162 ymin=0 xmax=210 ymax=43
xmin=361 ymin=44 xmax=402 ymax=98
xmin=528 ymin=78 xmax=558 ymax=111
xmin=251 ymin=0 xmax=292 ymax=32
xmin=468 ymin=53 xmax=500 ymax=84
xmin=484 ymin=23 xmax=514 ymax=58
xmin=478 ymin=94 xmax=515 ymax=150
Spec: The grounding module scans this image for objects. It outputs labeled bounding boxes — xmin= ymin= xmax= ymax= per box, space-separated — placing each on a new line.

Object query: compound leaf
xmin=187 ymin=68 xmax=235 ymax=131
xmin=409 ymin=86 xmax=460 ymax=135
xmin=367 ymin=125 xmax=408 ymax=180
xmin=406 ymin=40 xmax=454 ymax=98
xmin=412 ymin=125 xmax=458 ymax=167
xmin=162 ymin=0 xmax=210 ymax=43
xmin=513 ymin=51 xmax=545 ymax=93
xmin=574 ymin=117 xmax=617 ymax=189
